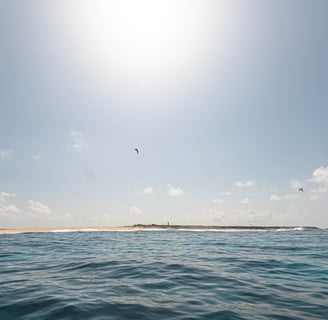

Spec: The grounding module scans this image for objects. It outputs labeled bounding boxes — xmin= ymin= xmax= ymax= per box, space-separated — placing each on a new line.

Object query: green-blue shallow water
xmin=0 ymin=230 xmax=327 ymax=319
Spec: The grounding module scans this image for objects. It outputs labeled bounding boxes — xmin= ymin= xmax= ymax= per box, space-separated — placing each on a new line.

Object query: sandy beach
xmin=0 ymin=226 xmax=137 ymax=234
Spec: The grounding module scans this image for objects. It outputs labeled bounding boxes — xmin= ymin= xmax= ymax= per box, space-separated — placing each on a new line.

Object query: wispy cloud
xmin=270 ymin=194 xmax=282 ymax=201
xmin=32 ymin=153 xmax=42 ymax=160
xmin=0 ymin=149 xmax=14 ymax=159
xmin=309 ymin=195 xmax=319 ymax=201
xmin=26 ymin=200 xmax=73 ymax=222
xmin=233 ymin=181 xmax=255 ymax=188
xmin=0 ymin=192 xmax=16 ymax=202
xmin=206 ymin=209 xmax=227 ymax=223
xmin=27 ymin=200 xmax=52 ymax=216
xmin=213 ymin=198 xmax=223 ymax=204
xmin=289 ymin=179 xmax=302 ymax=190
xmin=0 ymin=192 xmax=20 ymax=215
xmin=240 ymin=198 xmax=250 ymax=204
xmin=52 ymin=212 xmax=73 ymax=221
xmin=69 ymin=130 xmax=85 ymax=151
xmin=308 ymin=166 xmax=328 ymax=185
xmin=129 ymin=206 xmax=142 ymax=215
xmin=222 ymin=191 xmax=233 ymax=196
xmin=204 ymin=208 xmax=273 ymax=226
xmin=167 ymin=185 xmax=185 ymax=197
xmin=0 ymin=203 xmax=20 ymax=215
xmin=270 ymin=194 xmax=300 ymax=201
xmin=141 ymin=187 xmax=153 ymax=195
xmin=309 ymin=186 xmax=327 ymax=194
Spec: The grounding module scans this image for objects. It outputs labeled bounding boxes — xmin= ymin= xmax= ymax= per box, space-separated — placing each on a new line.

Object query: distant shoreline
xmin=133 ymin=224 xmax=320 ymax=230
xmin=0 ymin=224 xmax=321 ymax=234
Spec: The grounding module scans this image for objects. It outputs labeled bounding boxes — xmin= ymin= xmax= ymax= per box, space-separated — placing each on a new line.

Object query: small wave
xmin=276 ymin=227 xmax=305 ymax=231
xmin=0 ymin=231 xmax=23 ymax=235
xmin=53 ymin=228 xmax=116 ymax=232
xmin=293 ymin=227 xmax=304 ymax=231
xmin=1 ymin=229 xmax=327 ymax=320
xmin=51 ymin=229 xmax=80 ymax=233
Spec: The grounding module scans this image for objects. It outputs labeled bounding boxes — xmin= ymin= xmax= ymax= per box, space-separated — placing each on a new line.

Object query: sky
xmin=1 ymin=0 xmax=328 ymax=228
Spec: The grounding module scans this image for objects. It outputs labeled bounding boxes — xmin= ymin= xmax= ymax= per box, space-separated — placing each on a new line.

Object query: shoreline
xmin=0 ymin=224 xmax=321 ymax=234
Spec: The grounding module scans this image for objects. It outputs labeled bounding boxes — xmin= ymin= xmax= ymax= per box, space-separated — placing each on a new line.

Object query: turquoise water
xmin=0 ymin=230 xmax=327 ymax=319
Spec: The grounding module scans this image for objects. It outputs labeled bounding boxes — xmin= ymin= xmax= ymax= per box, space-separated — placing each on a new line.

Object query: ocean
xmin=0 ymin=229 xmax=327 ymax=319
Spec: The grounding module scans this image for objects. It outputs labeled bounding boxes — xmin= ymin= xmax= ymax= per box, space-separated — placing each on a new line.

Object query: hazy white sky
xmin=1 ymin=0 xmax=328 ymax=228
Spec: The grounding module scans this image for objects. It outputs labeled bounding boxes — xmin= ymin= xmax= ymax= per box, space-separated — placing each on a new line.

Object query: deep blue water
xmin=0 ymin=230 xmax=327 ymax=319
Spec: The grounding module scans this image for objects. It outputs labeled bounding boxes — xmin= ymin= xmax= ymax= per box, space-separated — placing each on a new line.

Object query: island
xmin=0 ymin=224 xmax=321 ymax=234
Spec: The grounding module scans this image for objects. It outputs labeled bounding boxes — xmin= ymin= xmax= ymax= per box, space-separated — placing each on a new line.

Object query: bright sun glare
xmin=54 ymin=0 xmax=225 ymax=101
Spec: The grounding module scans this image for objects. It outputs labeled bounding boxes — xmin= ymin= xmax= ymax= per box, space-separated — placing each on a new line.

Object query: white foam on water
xmin=276 ymin=227 xmax=305 ymax=232
xmin=0 ymin=231 xmax=24 ymax=234
xmin=292 ymin=227 xmax=304 ymax=231
xmin=51 ymin=229 xmax=80 ymax=233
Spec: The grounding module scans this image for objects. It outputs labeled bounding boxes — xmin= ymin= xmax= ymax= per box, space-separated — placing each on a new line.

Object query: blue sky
xmin=1 ymin=0 xmax=328 ymax=228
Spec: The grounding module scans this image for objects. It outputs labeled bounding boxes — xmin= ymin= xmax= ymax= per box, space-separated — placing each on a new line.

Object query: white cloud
xmin=309 ymin=166 xmax=328 ymax=185
xmin=167 ymin=185 xmax=185 ymax=197
xmin=129 ymin=206 xmax=142 ymax=215
xmin=204 ymin=208 xmax=273 ymax=226
xmin=290 ymin=179 xmax=302 ymax=190
xmin=0 ymin=192 xmax=16 ymax=202
xmin=270 ymin=194 xmax=280 ymax=201
xmin=69 ymin=130 xmax=85 ymax=150
xmin=222 ymin=191 xmax=233 ymax=196
xmin=32 ymin=153 xmax=42 ymax=160
xmin=55 ymin=212 xmax=73 ymax=220
xmin=141 ymin=187 xmax=153 ymax=195
xmin=27 ymin=200 xmax=52 ymax=216
xmin=309 ymin=195 xmax=319 ymax=201
xmin=233 ymin=181 xmax=255 ymax=188
xmin=309 ymin=187 xmax=327 ymax=194
xmin=102 ymin=213 xmax=111 ymax=220
xmin=206 ymin=209 xmax=227 ymax=222
xmin=270 ymin=194 xmax=300 ymax=201
xmin=240 ymin=198 xmax=250 ymax=204
xmin=0 ymin=203 xmax=20 ymax=214
xmin=0 ymin=192 xmax=20 ymax=217
xmin=0 ymin=149 xmax=14 ymax=159
xmin=213 ymin=198 xmax=223 ymax=204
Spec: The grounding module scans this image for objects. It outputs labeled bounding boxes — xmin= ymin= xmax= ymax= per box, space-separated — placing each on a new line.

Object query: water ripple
xmin=0 ymin=230 xmax=327 ymax=319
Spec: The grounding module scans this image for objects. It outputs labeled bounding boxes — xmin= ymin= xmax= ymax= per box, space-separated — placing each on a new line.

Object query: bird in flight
xmin=134 ymin=148 xmax=139 ymax=154
xmin=299 ymin=188 xmax=304 ymax=192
